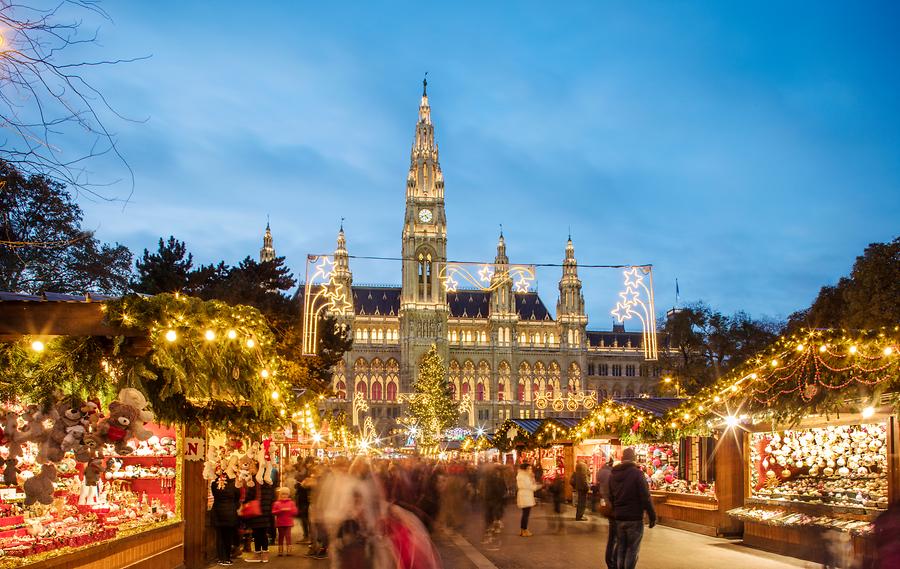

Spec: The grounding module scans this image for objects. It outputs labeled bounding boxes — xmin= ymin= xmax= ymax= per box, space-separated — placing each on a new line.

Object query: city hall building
xmin=269 ymin=84 xmax=662 ymax=433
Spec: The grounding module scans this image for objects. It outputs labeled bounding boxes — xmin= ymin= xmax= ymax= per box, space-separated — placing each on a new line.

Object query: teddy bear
xmin=61 ymin=424 xmax=86 ymax=454
xmin=24 ymin=463 xmax=57 ymax=506
xmin=117 ymin=387 xmax=156 ymax=441
xmin=83 ymin=457 xmax=104 ymax=486
xmin=235 ymin=454 xmax=256 ymax=488
xmin=40 ymin=397 xmax=86 ymax=463
xmin=99 ymin=402 xmax=140 ymax=455
xmin=255 ymin=440 xmax=274 ymax=486
xmin=74 ymin=433 xmax=104 ymax=463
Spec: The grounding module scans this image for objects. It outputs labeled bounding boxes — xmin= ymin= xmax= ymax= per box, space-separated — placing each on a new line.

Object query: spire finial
xmin=340 ymin=217 xmax=345 ymax=232
xmin=568 ymin=226 xmax=572 ymax=241
xmin=499 ymin=223 xmax=503 ymax=238
xmin=266 ymin=214 xmax=270 ymax=230
xmin=423 ymin=72 xmax=428 ymax=96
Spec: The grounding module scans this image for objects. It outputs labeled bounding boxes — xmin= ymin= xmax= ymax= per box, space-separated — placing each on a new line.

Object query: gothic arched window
xmin=372 ymin=382 xmax=383 ymax=401
xmin=386 ymin=358 xmax=399 ymax=402
xmin=333 ymin=360 xmax=347 ymax=400
xmin=518 ymin=362 xmax=531 ymax=402
xmin=498 ymin=361 xmax=511 ymax=402
xmin=567 ymin=362 xmax=581 ymax=393
xmin=477 ymin=360 xmax=490 ymax=401
xmin=449 ymin=360 xmax=461 ymax=400
xmin=534 ymin=361 xmax=547 ymax=396
xmin=356 ymin=381 xmax=368 ymax=399
xmin=549 ymin=361 xmax=561 ymax=394
xmin=463 ymin=360 xmax=475 ymax=397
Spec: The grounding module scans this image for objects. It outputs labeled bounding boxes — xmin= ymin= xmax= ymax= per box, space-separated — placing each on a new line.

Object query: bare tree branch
xmin=0 ymin=0 xmax=147 ymax=204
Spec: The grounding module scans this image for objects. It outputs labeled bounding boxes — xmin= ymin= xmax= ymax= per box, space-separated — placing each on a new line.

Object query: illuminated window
xmin=449 ymin=360 xmax=461 ymax=400
xmin=371 ymin=382 xmax=383 ymax=401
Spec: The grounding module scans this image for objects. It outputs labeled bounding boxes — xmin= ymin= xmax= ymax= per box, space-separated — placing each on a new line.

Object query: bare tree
xmin=0 ymin=0 xmax=145 ymax=205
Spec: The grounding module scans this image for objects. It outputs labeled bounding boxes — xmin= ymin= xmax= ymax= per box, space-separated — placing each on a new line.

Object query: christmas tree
xmin=408 ymin=344 xmax=457 ymax=444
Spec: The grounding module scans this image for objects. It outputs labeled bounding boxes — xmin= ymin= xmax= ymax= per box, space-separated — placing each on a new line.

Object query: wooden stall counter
xmin=652 ymin=491 xmax=724 ymax=537
xmin=18 ymin=521 xmax=183 ymax=569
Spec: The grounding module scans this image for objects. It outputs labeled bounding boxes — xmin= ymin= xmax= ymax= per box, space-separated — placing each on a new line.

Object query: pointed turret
xmin=490 ymin=228 xmax=516 ymax=347
xmin=259 ymin=221 xmax=275 ymax=262
xmin=557 ymin=236 xmax=587 ymax=350
xmin=333 ymin=223 xmax=352 ymax=286
xmin=407 ymin=77 xmax=443 ymax=200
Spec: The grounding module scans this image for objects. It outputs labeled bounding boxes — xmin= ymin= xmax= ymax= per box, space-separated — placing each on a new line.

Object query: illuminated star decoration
xmin=610 ymin=266 xmax=659 ymax=360
xmin=477 ymin=264 xmax=495 ymax=283
xmin=444 ymin=275 xmax=459 ymax=293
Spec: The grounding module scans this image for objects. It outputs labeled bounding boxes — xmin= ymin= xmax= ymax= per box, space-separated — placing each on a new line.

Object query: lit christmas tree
xmin=408 ymin=344 xmax=457 ymax=444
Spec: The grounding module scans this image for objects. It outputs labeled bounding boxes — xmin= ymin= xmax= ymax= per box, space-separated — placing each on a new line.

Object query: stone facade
xmin=309 ymin=84 xmax=661 ymax=433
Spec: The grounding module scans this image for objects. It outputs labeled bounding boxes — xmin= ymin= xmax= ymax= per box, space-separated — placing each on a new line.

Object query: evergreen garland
xmin=408 ymin=345 xmax=457 ymax=443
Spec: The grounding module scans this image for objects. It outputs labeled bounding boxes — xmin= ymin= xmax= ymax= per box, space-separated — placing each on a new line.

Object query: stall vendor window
xmin=748 ymin=423 xmax=889 ymax=511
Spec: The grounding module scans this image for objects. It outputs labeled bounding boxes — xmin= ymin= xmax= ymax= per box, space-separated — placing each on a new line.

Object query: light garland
xmin=667 ymin=327 xmax=900 ymax=428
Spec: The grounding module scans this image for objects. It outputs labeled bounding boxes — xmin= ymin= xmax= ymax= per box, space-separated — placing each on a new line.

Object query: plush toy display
xmin=3 ymin=410 xmax=23 ymax=485
xmin=236 ymin=454 xmax=256 ymax=488
xmin=115 ymin=388 xmax=154 ymax=437
xmin=23 ymin=464 xmax=57 ymax=506
xmin=99 ymin=402 xmax=139 ymax=455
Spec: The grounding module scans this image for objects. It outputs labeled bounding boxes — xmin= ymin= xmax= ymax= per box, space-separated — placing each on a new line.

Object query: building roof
xmin=586 ymin=330 xmax=644 ymax=348
xmin=352 ymin=286 xmax=400 ymax=317
xmin=0 ymin=291 xmax=116 ymax=302
xmin=344 ymin=285 xmax=554 ymax=320
xmin=612 ymin=397 xmax=685 ymax=418
xmin=508 ymin=418 xmax=543 ymax=435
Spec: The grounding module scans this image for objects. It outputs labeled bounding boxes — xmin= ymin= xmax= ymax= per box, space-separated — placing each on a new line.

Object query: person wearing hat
xmin=609 ymin=447 xmax=656 ymax=569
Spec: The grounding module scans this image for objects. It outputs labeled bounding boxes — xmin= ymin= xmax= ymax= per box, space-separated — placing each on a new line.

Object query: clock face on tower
xmin=418 ymin=209 xmax=433 ymax=223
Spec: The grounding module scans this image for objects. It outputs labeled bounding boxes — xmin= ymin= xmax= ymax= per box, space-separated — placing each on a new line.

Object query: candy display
xmin=749 ymin=423 xmax=888 ymax=511
xmin=727 ymin=507 xmax=874 ymax=536
xmin=0 ymin=390 xmax=179 ymax=566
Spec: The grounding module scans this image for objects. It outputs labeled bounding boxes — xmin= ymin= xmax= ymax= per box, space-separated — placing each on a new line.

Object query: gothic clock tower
xmin=400 ymin=78 xmax=449 ymax=390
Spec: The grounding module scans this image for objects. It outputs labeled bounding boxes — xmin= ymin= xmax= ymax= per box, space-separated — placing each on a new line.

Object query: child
xmin=271 ymin=487 xmax=298 ymax=556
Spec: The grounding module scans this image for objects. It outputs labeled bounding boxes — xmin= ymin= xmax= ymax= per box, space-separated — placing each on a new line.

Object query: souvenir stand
xmin=670 ymin=328 xmax=900 ymax=565
xmin=572 ymin=398 xmax=741 ymax=536
xmin=493 ymin=418 xmax=579 ymax=500
xmin=0 ymin=292 xmax=288 ymax=569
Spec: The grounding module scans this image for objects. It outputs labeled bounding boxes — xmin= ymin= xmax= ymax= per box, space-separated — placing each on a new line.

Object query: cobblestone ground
xmin=210 ymin=503 xmax=818 ymax=569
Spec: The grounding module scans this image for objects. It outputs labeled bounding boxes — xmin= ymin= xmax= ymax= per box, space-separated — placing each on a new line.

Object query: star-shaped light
xmin=623 ymin=267 xmax=644 ymax=288
xmin=443 ymin=275 xmax=459 ymax=292
xmin=619 ymin=286 xmax=640 ymax=306
xmin=311 ymin=257 xmax=335 ymax=281
xmin=611 ymin=302 xmax=633 ymax=322
xmin=478 ymin=265 xmax=495 ymax=283
xmin=513 ymin=275 xmax=532 ymax=293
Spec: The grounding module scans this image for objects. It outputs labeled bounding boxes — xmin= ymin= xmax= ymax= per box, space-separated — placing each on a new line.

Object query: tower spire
xmin=423 ymin=72 xmax=428 ymax=96
xmin=259 ymin=220 xmax=275 ymax=262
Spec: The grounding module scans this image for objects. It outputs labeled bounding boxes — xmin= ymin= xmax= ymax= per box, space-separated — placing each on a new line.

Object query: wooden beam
xmin=0 ymin=301 xmax=141 ymax=338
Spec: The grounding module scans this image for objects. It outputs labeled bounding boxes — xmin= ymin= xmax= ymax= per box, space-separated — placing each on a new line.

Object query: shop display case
xmin=730 ymin=418 xmax=896 ymax=564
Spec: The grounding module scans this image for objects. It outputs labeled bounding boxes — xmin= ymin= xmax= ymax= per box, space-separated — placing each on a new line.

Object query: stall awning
xmin=613 ymin=398 xmax=685 ymax=418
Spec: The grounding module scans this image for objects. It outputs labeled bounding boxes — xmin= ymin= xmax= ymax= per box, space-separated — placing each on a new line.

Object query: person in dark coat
xmin=294 ymin=469 xmax=311 ymax=542
xmin=573 ymin=460 xmax=590 ymax=520
xmin=609 ymin=447 xmax=656 ymax=569
xmin=243 ymin=468 xmax=279 ymax=563
xmin=211 ymin=475 xmax=241 ymax=566
xmin=597 ymin=460 xmax=616 ymax=569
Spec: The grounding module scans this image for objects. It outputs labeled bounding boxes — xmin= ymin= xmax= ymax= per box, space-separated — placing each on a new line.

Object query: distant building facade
xmin=289 ymin=85 xmax=661 ymax=433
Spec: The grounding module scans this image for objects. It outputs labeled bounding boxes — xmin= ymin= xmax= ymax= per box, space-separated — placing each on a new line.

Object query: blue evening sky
xmin=71 ymin=1 xmax=899 ymax=327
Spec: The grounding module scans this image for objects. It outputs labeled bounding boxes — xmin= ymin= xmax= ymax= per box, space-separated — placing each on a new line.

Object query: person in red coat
xmin=272 ymin=487 xmax=298 ymax=556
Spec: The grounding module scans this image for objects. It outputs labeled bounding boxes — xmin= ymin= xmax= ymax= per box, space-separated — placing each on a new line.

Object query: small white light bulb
xmin=31 ymin=340 xmax=45 ymax=353
xmin=862 ymin=406 xmax=875 ymax=419
xmin=165 ymin=329 xmax=177 ymax=342
xmin=204 ymin=329 xmax=216 ymax=341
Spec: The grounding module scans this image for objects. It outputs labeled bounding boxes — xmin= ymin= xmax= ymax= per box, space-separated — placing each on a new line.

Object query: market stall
xmin=669 ymin=328 xmax=900 ymax=564
xmin=570 ymin=397 xmax=742 ymax=536
xmin=0 ymin=292 xmax=290 ymax=569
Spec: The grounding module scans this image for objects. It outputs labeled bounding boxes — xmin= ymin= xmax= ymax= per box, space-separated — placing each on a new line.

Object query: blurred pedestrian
xmin=481 ymin=460 xmax=507 ymax=546
xmin=516 ymin=462 xmax=541 ymax=537
xmin=242 ymin=459 xmax=279 ymax=563
xmin=573 ymin=460 xmax=590 ymax=521
xmin=597 ymin=459 xmax=616 ymax=569
xmin=870 ymin=499 xmax=900 ymax=568
xmin=549 ymin=469 xmax=566 ymax=534
xmin=610 ymin=448 xmax=656 ymax=569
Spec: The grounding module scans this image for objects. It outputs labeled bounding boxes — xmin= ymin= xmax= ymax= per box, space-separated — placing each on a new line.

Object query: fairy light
xmin=883 ymin=347 xmax=893 ymax=356
xmin=770 ymin=359 xmax=779 ymax=368
xmin=165 ymin=329 xmax=177 ymax=342
xmin=713 ymin=396 xmax=721 ymax=403
xmin=849 ymin=345 xmax=858 ymax=355
xmin=271 ymin=391 xmax=280 ymax=400
xmin=204 ymin=329 xmax=216 ymax=341
xmin=862 ymin=406 xmax=875 ymax=419
xmin=312 ymin=433 xmax=322 ymax=443
xmin=30 ymin=340 xmax=45 ymax=353
xmin=819 ymin=345 xmax=827 ymax=353
xmin=227 ymin=329 xmax=237 ymax=340
xmin=246 ymin=338 xmax=256 ymax=348
xmin=260 ymin=369 xmax=270 ymax=379
xmin=724 ymin=416 xmax=739 ymax=428
xmin=796 ymin=344 xmax=805 ymax=352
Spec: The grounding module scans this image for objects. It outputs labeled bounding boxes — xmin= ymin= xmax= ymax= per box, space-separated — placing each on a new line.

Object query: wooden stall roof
xmin=0 ymin=291 xmax=145 ymax=340
xmin=613 ymin=397 xmax=685 ymax=417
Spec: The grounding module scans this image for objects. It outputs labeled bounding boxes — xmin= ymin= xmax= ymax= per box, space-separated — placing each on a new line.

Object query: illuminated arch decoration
xmin=610 ymin=266 xmax=659 ymax=360
xmin=302 ymin=254 xmax=354 ymax=355
xmin=439 ymin=262 xmax=536 ymax=293
xmin=534 ymin=389 xmax=598 ymax=412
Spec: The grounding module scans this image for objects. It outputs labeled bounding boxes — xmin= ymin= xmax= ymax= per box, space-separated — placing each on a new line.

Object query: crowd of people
xmin=207 ymin=449 xmax=661 ymax=568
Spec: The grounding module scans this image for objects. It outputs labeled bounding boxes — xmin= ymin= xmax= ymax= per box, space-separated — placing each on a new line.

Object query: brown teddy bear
xmin=99 ymin=402 xmax=139 ymax=455
xmin=2 ymin=410 xmax=21 ymax=485
xmin=41 ymin=397 xmax=86 ymax=463
xmin=24 ymin=464 xmax=57 ymax=506
xmin=75 ymin=433 xmax=104 ymax=463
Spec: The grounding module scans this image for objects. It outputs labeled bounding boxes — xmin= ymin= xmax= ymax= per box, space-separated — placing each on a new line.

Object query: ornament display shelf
xmin=113 ymin=455 xmax=177 ymax=509
xmin=744 ymin=496 xmax=882 ymax=518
